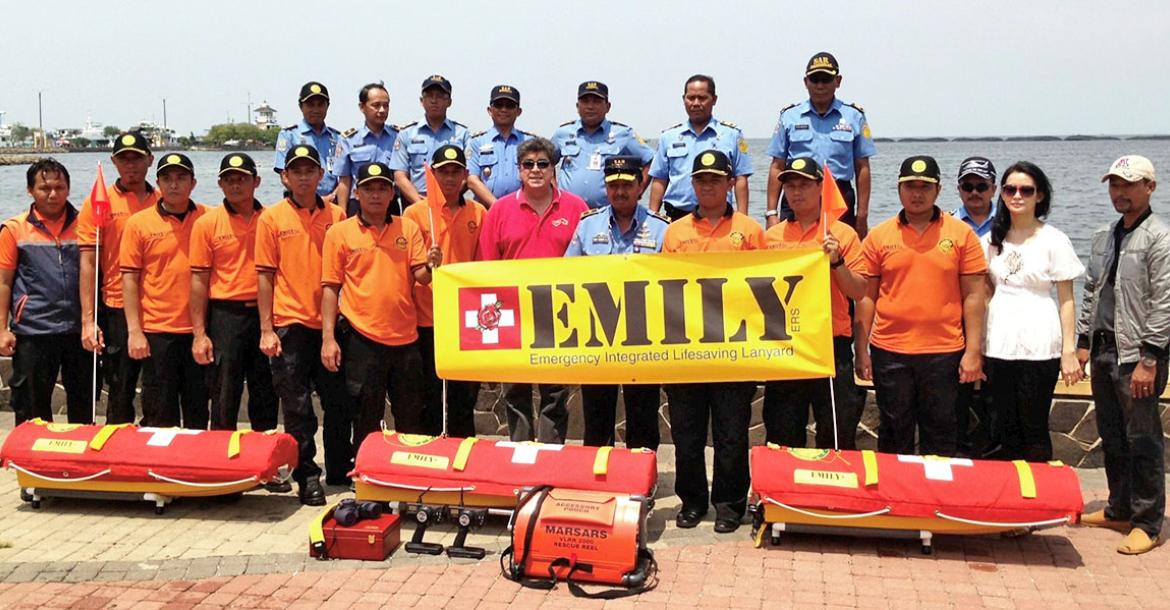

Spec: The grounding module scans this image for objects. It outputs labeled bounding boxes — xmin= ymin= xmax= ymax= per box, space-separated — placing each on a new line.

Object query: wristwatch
xmin=764 ymin=210 xmax=779 ymax=217
xmin=830 ymin=258 xmax=845 ymax=269
xmin=1141 ymin=355 xmax=1158 ymax=368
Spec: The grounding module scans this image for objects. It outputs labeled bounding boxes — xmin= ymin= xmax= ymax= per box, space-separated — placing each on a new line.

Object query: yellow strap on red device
xmin=592 ymin=446 xmax=613 ymax=476
xmin=1012 ymin=460 xmax=1037 ymax=499
xmin=453 ymin=437 xmax=479 ymax=472
xmin=88 ymin=424 xmax=132 ymax=452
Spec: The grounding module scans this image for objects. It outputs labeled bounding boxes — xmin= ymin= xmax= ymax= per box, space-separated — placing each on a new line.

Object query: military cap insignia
xmin=810 ymin=56 xmax=834 ymax=70
xmin=701 ymin=153 xmax=716 ymax=166
xmin=121 ymin=134 xmax=136 ymax=146
xmin=498 ymin=85 xmax=512 ymax=93
xmin=792 ymin=159 xmax=807 ymax=170
xmin=229 ymin=156 xmax=244 ymax=167
xmin=368 ymin=164 xmax=382 ymax=176
xmin=295 ymin=146 xmax=310 ymax=157
xmin=310 ymin=84 xmax=322 ymax=94
xmin=167 ymin=154 xmax=181 ymax=164
xmin=444 ymin=148 xmax=458 ymax=160
xmin=584 ymin=82 xmax=599 ymax=90
xmin=911 ymin=160 xmax=927 ymax=173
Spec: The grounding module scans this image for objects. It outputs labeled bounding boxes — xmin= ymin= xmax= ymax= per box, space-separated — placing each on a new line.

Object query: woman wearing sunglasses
xmin=981 ymin=161 xmax=1084 ymax=462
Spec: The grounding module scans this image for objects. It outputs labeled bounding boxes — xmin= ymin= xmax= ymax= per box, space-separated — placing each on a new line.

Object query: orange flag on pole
xmin=424 ymin=164 xmax=447 ymax=241
xmin=89 ymin=163 xmax=111 ymax=227
xmin=821 ymin=163 xmax=849 ymax=232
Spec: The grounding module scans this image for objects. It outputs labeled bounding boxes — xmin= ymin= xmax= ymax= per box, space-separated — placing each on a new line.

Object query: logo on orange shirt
xmin=395 ymin=236 xmax=408 ymax=250
xmin=937 ymin=238 xmax=954 ymax=253
xmin=729 ymin=231 xmax=745 ymax=247
xmin=467 ymin=220 xmax=478 ymax=233
xmin=459 ymin=287 xmax=520 ymax=350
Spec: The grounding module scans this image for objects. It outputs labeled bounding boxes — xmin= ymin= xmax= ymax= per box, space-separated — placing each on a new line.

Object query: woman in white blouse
xmin=982 ymin=161 xmax=1085 ymax=462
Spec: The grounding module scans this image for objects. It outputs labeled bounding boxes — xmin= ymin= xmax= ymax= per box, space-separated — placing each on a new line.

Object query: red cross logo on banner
xmin=459 ymin=287 xmax=520 ymax=350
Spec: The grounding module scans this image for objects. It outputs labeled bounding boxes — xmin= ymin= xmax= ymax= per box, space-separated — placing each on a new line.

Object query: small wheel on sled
xmin=155 ymin=505 xmax=166 ymax=516
xmin=30 ymin=499 xmax=41 ymax=509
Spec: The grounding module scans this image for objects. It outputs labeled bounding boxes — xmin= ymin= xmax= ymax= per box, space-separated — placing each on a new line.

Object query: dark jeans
xmin=782 ymin=179 xmax=857 ymax=227
xmin=340 ymin=320 xmax=425 ymax=445
xmin=955 ymin=380 xmax=994 ymax=458
xmin=1091 ymin=337 xmax=1166 ymax=538
xmin=662 ymin=204 xmax=691 ymax=222
xmin=503 ymin=383 xmax=570 ymax=443
xmin=985 ymin=357 xmax=1060 ymax=462
xmin=140 ymin=332 xmax=208 ymax=429
xmin=10 ymin=332 xmax=92 ymax=425
xmin=764 ymin=336 xmax=862 ymax=449
xmin=207 ymin=301 xmax=277 ymax=431
xmin=269 ymin=324 xmax=348 ymax=484
xmin=665 ymin=382 xmax=756 ymax=520
xmin=416 ymin=325 xmax=479 ymax=438
xmin=871 ymin=346 xmax=962 ymax=456
xmin=102 ymin=307 xmax=145 ymax=424
xmin=580 ymin=383 xmax=661 ymax=451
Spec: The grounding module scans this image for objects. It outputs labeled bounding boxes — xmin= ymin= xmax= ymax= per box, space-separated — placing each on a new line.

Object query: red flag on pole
xmin=424 ymin=164 xmax=448 ymax=239
xmin=89 ymin=163 xmax=111 ymax=227
xmin=821 ymin=163 xmax=849 ymax=230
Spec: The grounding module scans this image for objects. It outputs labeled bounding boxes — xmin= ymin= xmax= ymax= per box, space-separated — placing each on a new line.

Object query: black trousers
xmin=101 ymin=307 xmax=145 ymax=424
xmin=871 ymin=346 xmax=962 ymax=456
xmin=985 ymin=357 xmax=1060 ymax=462
xmin=1091 ymin=336 xmax=1166 ymax=538
xmin=763 ymin=336 xmax=862 ymax=449
xmin=782 ymin=179 xmax=856 ymax=227
xmin=665 ymin=382 xmax=756 ymax=520
xmin=503 ymin=383 xmax=570 ymax=443
xmin=269 ymin=324 xmax=348 ymax=484
xmin=662 ymin=204 xmax=691 ymax=222
xmin=955 ymin=380 xmax=994 ymax=458
xmin=416 ymin=326 xmax=479 ymax=438
xmin=207 ymin=301 xmax=277 ymax=431
xmin=340 ymin=320 xmax=426 ymax=446
xmin=580 ymin=383 xmax=661 ymax=451
xmin=9 ymin=332 xmax=92 ymax=425
xmin=140 ymin=332 xmax=208 ymax=429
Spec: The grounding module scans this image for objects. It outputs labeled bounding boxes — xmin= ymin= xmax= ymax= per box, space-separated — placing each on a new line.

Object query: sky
xmin=3 ymin=0 xmax=1169 ymax=139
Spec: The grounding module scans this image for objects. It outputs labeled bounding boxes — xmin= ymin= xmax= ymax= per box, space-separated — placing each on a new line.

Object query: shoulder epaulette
xmin=397 ymin=121 xmax=418 ymax=131
xmin=663 ymin=122 xmax=683 ymax=132
xmin=342 ymin=128 xmax=358 ymax=138
xmin=580 ymin=208 xmax=604 ymax=220
xmin=845 ymin=102 xmax=866 ymax=114
xmin=515 ymin=128 xmax=531 ymax=136
xmin=326 ymin=125 xmax=341 ymax=134
xmin=648 ymin=210 xmax=670 ymax=223
xmin=609 ymin=121 xmax=629 ymax=128
xmin=779 ymin=102 xmax=799 ymax=114
xmin=559 ymin=120 xmax=575 ymax=127
xmin=452 ymin=120 xmax=467 ymax=128
xmin=469 ymin=130 xmax=487 ymax=139
xmin=719 ymin=120 xmax=740 ymax=129
xmin=283 ymin=123 xmax=298 ymax=130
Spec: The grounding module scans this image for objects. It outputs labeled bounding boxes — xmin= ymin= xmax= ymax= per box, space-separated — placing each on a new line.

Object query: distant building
xmin=254 ymin=101 xmax=279 ymax=131
xmin=0 ymin=111 xmax=11 ymax=146
xmin=134 ymin=120 xmax=176 ymax=148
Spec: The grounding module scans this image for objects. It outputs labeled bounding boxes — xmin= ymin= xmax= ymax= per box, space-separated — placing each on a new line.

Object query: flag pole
xmin=91 ymin=222 xmax=100 ymax=425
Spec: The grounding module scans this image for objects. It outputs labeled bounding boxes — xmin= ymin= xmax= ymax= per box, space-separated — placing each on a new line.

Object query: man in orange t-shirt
xmin=662 ymin=150 xmax=763 ymax=535
xmin=0 ymin=159 xmax=91 ymax=425
xmin=763 ymin=158 xmax=867 ymax=450
xmin=120 ymin=153 xmax=208 ymax=428
xmin=857 ymin=155 xmax=987 ymax=457
xmin=255 ymin=144 xmax=347 ymax=506
xmin=77 ymin=131 xmax=158 ymax=424
xmin=402 ymin=145 xmax=485 ymax=437
xmin=189 ymin=153 xmax=278 ymax=437
xmin=322 ymin=162 xmax=441 ymax=445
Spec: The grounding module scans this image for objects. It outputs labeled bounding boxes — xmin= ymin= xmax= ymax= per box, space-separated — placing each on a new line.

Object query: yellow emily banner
xmin=432 ymin=248 xmax=833 ymax=384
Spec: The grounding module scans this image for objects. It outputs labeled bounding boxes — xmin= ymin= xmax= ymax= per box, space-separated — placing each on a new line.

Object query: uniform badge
xmin=592 ymin=232 xmax=611 ymax=244
xmin=729 ymin=231 xmax=745 ymax=247
xmin=738 ymin=137 xmax=748 ymax=153
xmin=277 ymin=137 xmax=289 ymax=152
xmin=335 ymin=141 xmax=345 ymax=158
xmin=937 ymin=238 xmax=955 ymax=253
xmin=483 ymin=166 xmax=492 ymax=178
xmin=862 ymin=122 xmax=872 ymax=139
xmin=396 ymin=236 xmax=409 ymax=250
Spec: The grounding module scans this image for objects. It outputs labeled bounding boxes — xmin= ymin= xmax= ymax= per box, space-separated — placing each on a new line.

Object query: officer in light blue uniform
xmin=551 ymin=81 xmax=655 ymax=209
xmin=389 ymin=75 xmax=469 ymax=204
xmin=765 ymin=53 xmax=875 ymax=231
xmin=564 ymin=156 xmax=666 ymax=451
xmin=466 ymin=85 xmax=531 ymax=203
xmin=274 ymin=81 xmax=341 ymax=199
xmin=332 ymin=82 xmax=401 ymax=216
xmin=649 ymin=75 xmax=752 ymax=221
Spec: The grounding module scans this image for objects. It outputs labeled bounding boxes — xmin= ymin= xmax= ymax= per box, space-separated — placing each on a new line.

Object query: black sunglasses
xmin=520 ymin=159 xmax=552 ymax=170
xmin=1002 ymin=185 xmax=1037 ymax=197
xmin=491 ymin=100 xmax=518 ymax=109
xmin=807 ymin=73 xmax=835 ymax=84
xmin=959 ymin=182 xmax=991 ymax=193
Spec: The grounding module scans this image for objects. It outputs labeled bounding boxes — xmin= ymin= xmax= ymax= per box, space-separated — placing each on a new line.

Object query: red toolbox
xmin=310 ymin=512 xmax=402 ymax=561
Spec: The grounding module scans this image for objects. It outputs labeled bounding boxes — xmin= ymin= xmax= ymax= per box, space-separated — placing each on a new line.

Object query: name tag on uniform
xmin=479 ymin=143 xmax=494 ymax=153
xmin=795 ymin=124 xmax=810 ymax=130
xmin=633 ymin=238 xmax=657 ymax=249
xmin=411 ymin=138 xmax=425 ymax=143
xmin=671 ymin=141 xmax=687 ymax=148
xmin=592 ymin=232 xmax=611 ymax=244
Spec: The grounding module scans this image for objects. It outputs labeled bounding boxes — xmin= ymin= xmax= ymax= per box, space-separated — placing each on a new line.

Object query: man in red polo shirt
xmin=478 ymin=137 xmax=588 ymax=442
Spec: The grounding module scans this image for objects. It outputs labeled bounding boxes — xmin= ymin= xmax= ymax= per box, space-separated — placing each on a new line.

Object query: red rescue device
xmin=503 ymin=487 xmax=655 ymax=598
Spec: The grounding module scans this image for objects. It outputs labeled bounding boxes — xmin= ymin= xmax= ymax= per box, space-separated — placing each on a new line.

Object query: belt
xmin=210 ymin=299 xmax=258 ymax=310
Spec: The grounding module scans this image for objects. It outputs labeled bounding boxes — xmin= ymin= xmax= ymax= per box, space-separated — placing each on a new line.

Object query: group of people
xmin=2 ymin=52 xmax=1163 ymax=554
